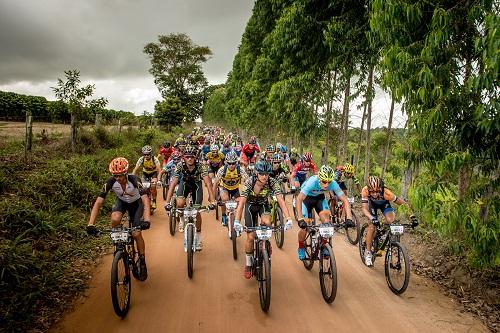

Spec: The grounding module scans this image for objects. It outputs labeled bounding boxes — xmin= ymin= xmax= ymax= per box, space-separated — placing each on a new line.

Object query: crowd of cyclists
xmin=86 ymin=125 xmax=418 ymax=281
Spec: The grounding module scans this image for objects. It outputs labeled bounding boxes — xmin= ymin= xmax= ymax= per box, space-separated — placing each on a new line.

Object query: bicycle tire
xmin=302 ymin=232 xmax=314 ymax=270
xmin=110 ymin=250 xmax=131 ymax=318
xmin=229 ymin=213 xmax=237 ymax=260
xmin=169 ymin=197 xmax=177 ymax=236
xmin=319 ymin=243 xmax=337 ymax=303
xmin=346 ymin=210 xmax=360 ymax=245
xmin=130 ymin=242 xmax=141 ymax=280
xmin=274 ymin=207 xmax=285 ymax=249
xmin=258 ymin=245 xmax=271 ymax=312
xmin=359 ymin=223 xmax=375 ymax=265
xmin=215 ymin=188 xmax=220 ymax=220
xmin=186 ymin=224 xmax=194 ymax=279
xmin=385 ymin=241 xmax=410 ymax=294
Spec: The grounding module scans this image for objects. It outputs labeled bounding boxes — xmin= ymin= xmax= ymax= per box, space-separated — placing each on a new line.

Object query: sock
xmin=298 ymin=241 xmax=304 ymax=248
xmin=196 ymin=231 xmax=202 ymax=242
xmin=245 ymin=254 xmax=253 ymax=266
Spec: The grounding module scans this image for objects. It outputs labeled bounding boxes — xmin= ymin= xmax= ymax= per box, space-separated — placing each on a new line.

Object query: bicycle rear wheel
xmin=346 ymin=210 xmax=360 ymax=245
xmin=319 ymin=243 xmax=337 ymax=303
xmin=169 ymin=198 xmax=177 ymax=236
xmin=385 ymin=241 xmax=410 ymax=294
xmin=358 ymin=223 xmax=373 ymax=264
xmin=273 ymin=207 xmax=285 ymax=249
xmin=302 ymin=232 xmax=314 ymax=270
xmin=215 ymin=188 xmax=220 ymax=220
xmin=258 ymin=245 xmax=271 ymax=312
xmin=111 ymin=250 xmax=131 ymax=318
xmin=186 ymin=224 xmax=194 ymax=279
xmin=162 ymin=173 xmax=168 ymax=201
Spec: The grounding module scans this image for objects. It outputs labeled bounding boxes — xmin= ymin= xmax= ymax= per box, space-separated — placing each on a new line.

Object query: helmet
xmin=344 ymin=163 xmax=355 ymax=174
xmin=184 ymin=145 xmax=198 ymax=157
xmin=318 ymin=165 xmax=335 ymax=182
xmin=171 ymin=151 xmax=182 ymax=161
xmin=276 ymin=142 xmax=283 ymax=151
xmin=265 ymin=144 xmax=275 ymax=153
xmin=176 ymin=139 xmax=186 ymax=147
xmin=254 ymin=160 xmax=272 ymax=174
xmin=141 ymin=145 xmax=152 ymax=155
xmin=367 ymin=176 xmax=381 ymax=191
xmin=179 ymin=133 xmax=184 ymax=138
xmin=271 ymin=153 xmax=282 ymax=163
xmin=109 ymin=157 xmax=129 ymax=175
xmin=302 ymin=152 xmax=312 ymax=162
xmin=210 ymin=144 xmax=219 ymax=152
xmin=225 ymin=151 xmax=238 ymax=164
xmin=291 ymin=147 xmax=298 ymax=154
xmin=163 ymin=141 xmax=171 ymax=148
xmin=249 ymin=136 xmax=257 ymax=144
xmin=280 ymin=145 xmax=287 ymax=153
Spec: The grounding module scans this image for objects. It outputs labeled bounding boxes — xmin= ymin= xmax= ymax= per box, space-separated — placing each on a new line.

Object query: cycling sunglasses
xmin=113 ymin=174 xmax=126 ymax=179
xmin=227 ymin=162 xmax=237 ymax=165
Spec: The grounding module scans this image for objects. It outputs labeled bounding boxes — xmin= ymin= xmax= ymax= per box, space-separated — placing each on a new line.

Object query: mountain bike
xmin=160 ymin=170 xmax=171 ymax=201
xmin=243 ymin=224 xmax=282 ymax=313
xmin=167 ymin=184 xmax=179 ymax=236
xmin=358 ymin=220 xmax=413 ymax=294
xmin=172 ymin=204 xmax=211 ymax=279
xmin=141 ymin=177 xmax=156 ymax=215
xmin=301 ymin=220 xmax=337 ymax=303
xmin=270 ymin=194 xmax=285 ymax=248
xmin=328 ymin=195 xmax=360 ymax=245
xmin=97 ymin=215 xmax=146 ymax=318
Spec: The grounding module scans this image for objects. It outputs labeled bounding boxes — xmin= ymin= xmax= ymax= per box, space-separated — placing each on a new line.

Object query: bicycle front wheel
xmin=319 ymin=243 xmax=337 ymax=303
xmin=229 ymin=213 xmax=238 ymax=260
xmin=346 ymin=210 xmax=360 ymax=245
xmin=302 ymin=232 xmax=314 ymax=270
xmin=258 ymin=245 xmax=271 ymax=312
xmin=273 ymin=207 xmax=285 ymax=249
xmin=385 ymin=241 xmax=410 ymax=294
xmin=111 ymin=250 xmax=131 ymax=318
xmin=169 ymin=198 xmax=177 ymax=236
xmin=162 ymin=174 xmax=168 ymax=201
xmin=186 ymin=224 xmax=194 ymax=279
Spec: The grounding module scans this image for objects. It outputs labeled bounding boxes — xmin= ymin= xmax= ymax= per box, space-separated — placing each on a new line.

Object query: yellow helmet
xmin=344 ymin=163 xmax=355 ymax=174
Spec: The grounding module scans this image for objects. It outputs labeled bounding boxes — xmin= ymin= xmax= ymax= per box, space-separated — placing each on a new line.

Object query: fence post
xmin=95 ymin=113 xmax=102 ymax=128
xmin=118 ymin=119 xmax=122 ymax=133
xmin=25 ymin=111 xmax=33 ymax=155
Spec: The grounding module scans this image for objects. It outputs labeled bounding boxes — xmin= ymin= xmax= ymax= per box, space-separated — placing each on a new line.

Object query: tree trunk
xmin=364 ymin=65 xmax=375 ymax=183
xmin=340 ymin=75 xmax=351 ymax=163
xmin=401 ymin=168 xmax=412 ymax=199
xmin=70 ymin=112 xmax=77 ymax=152
xmin=355 ymin=102 xmax=367 ymax=171
xmin=381 ymin=97 xmax=395 ymax=178
xmin=458 ymin=165 xmax=469 ymax=201
xmin=25 ymin=111 xmax=33 ymax=155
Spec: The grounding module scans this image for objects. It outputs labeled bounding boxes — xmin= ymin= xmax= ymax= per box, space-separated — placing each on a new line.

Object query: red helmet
xmin=302 ymin=152 xmax=312 ymax=162
xmin=108 ymin=157 xmax=129 ymax=175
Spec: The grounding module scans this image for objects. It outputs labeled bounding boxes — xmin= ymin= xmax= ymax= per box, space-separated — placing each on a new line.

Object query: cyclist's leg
xmin=260 ymin=203 xmax=272 ymax=227
xmin=318 ymin=196 xmax=332 ymax=224
xmin=365 ymin=203 xmax=380 ymax=251
xmin=150 ymin=172 xmax=158 ymax=202
xmin=192 ymin=181 xmax=203 ymax=231
xmin=244 ymin=203 xmax=258 ymax=253
xmin=129 ymin=200 xmax=145 ymax=255
xmin=220 ymin=188 xmax=229 ymax=216
xmin=110 ymin=198 xmax=125 ymax=228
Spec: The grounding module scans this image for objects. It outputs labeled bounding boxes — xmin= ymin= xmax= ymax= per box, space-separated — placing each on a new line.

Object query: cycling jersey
xmin=99 ymin=175 xmax=146 ymax=203
xmin=172 ymin=161 xmax=208 ymax=183
xmin=334 ymin=166 xmax=360 ymax=185
xmin=216 ymin=164 xmax=248 ymax=190
xmin=221 ymin=147 xmax=233 ymax=157
xmin=200 ymin=144 xmax=211 ymax=159
xmin=361 ymin=186 xmax=396 ymax=205
xmin=205 ymin=151 xmax=225 ymax=165
xmin=136 ymin=156 xmax=161 ymax=175
xmin=300 ymin=175 xmax=344 ymax=198
xmin=241 ymin=144 xmax=259 ymax=158
xmin=270 ymin=165 xmax=288 ymax=180
xmin=291 ymin=161 xmax=318 ymax=182
xmin=158 ymin=146 xmax=174 ymax=164
xmin=241 ymin=176 xmax=282 ymax=205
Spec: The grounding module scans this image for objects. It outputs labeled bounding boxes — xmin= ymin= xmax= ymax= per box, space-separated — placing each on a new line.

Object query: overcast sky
xmin=0 ymin=0 xmax=405 ymax=128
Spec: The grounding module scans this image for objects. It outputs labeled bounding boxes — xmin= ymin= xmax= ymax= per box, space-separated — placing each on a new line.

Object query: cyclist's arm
xmin=201 ymin=165 xmax=215 ymax=203
xmin=88 ymin=197 xmax=104 ymax=226
xmin=235 ymin=196 xmax=247 ymax=221
xmin=296 ymin=192 xmax=306 ymax=220
xmin=132 ymin=158 xmax=142 ymax=176
xmin=154 ymin=157 xmax=162 ymax=175
xmin=361 ymin=187 xmax=374 ymax=220
xmin=165 ymin=169 xmax=180 ymax=203
xmin=212 ymin=175 xmax=222 ymax=200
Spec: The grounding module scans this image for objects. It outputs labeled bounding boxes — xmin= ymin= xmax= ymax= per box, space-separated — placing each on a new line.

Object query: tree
xmin=154 ymin=97 xmax=186 ymax=130
xmin=143 ymin=33 xmax=212 ymax=122
xmin=52 ymin=70 xmax=107 ymax=151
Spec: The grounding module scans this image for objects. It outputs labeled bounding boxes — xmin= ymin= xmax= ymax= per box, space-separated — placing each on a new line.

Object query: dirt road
xmin=51 ymin=190 xmax=488 ymax=333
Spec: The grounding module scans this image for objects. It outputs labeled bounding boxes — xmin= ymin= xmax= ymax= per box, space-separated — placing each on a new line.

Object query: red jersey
xmin=242 ymin=143 xmax=260 ymax=157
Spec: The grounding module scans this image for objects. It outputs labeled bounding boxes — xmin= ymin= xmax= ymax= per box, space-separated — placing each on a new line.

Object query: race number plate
xmin=319 ymin=226 xmax=335 ymax=238
xmin=225 ymin=201 xmax=237 ymax=210
xmin=348 ymin=197 xmax=355 ymax=204
xmin=256 ymin=229 xmax=272 ymax=240
xmin=110 ymin=230 xmax=129 ymax=242
xmin=390 ymin=225 xmax=404 ymax=235
xmin=184 ymin=209 xmax=198 ymax=219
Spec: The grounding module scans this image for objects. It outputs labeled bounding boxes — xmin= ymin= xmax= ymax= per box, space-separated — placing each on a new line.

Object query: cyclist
xmin=164 ymin=146 xmax=216 ymax=250
xmin=289 ymin=147 xmax=300 ymax=167
xmin=158 ymin=151 xmax=182 ymax=185
xmin=334 ymin=162 xmax=361 ymax=195
xmin=174 ymin=134 xmax=185 ymax=146
xmin=295 ymin=165 xmax=353 ymax=260
xmin=132 ymin=145 xmax=162 ymax=209
xmin=158 ymin=141 xmax=174 ymax=167
xmin=220 ymin=140 xmax=233 ymax=158
xmin=87 ymin=157 xmax=150 ymax=280
xmin=200 ymin=138 xmax=211 ymax=160
xmin=290 ymin=152 xmax=317 ymax=191
xmin=270 ymin=153 xmax=287 ymax=180
xmin=212 ymin=151 xmax=248 ymax=228
xmin=241 ymin=136 xmax=260 ymax=167
xmin=205 ymin=144 xmax=225 ymax=179
xmin=361 ymin=176 xmax=418 ymax=267
xmin=233 ymin=161 xmax=294 ymax=279
xmin=264 ymin=144 xmax=275 ymax=162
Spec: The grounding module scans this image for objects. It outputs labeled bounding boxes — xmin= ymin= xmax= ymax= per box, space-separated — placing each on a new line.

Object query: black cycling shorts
xmin=176 ymin=178 xmax=203 ymax=205
xmin=302 ymin=194 xmax=328 ymax=218
xmin=244 ymin=203 xmax=271 ymax=228
xmin=220 ymin=187 xmax=240 ymax=199
xmin=112 ymin=198 xmax=144 ymax=227
xmin=338 ymin=181 xmax=347 ymax=191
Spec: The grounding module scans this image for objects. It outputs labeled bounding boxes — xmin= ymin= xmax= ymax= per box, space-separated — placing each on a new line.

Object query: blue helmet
xmin=280 ymin=145 xmax=287 ymax=153
xmin=254 ymin=160 xmax=272 ymax=174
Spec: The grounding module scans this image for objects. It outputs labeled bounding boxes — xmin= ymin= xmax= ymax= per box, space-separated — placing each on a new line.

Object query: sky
xmin=0 ymin=0 xmax=406 ymax=128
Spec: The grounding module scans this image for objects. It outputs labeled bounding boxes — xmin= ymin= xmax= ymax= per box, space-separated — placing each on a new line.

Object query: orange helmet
xmin=108 ymin=157 xmax=129 ymax=175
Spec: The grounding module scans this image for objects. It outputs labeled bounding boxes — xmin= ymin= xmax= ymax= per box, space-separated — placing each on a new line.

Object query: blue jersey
xmin=300 ymin=175 xmax=344 ymax=198
xmin=201 ymin=145 xmax=211 ymax=159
